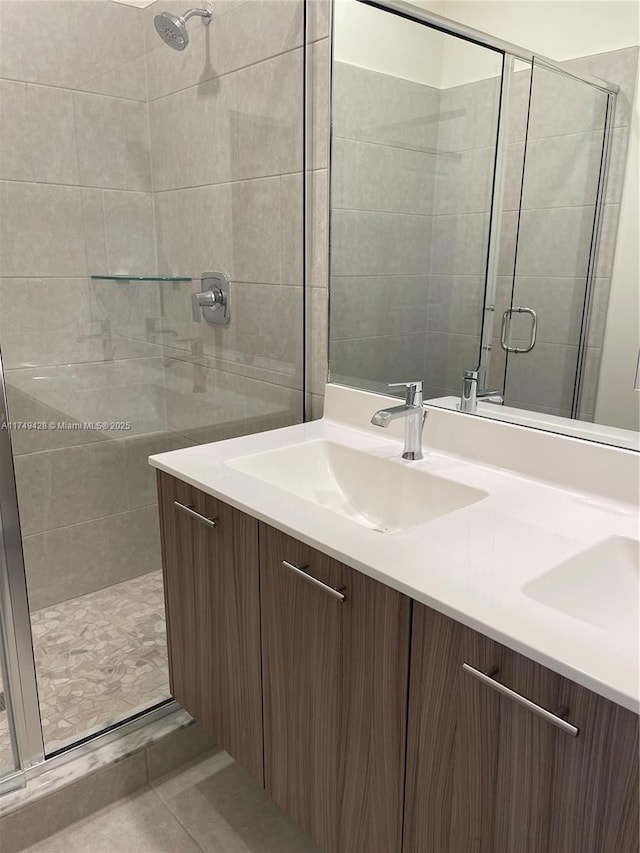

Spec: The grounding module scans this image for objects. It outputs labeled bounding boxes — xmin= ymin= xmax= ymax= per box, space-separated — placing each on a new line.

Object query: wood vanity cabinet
xmin=156 ymin=474 xmax=639 ymax=853
xmin=259 ymin=524 xmax=411 ymax=853
xmin=404 ymin=602 xmax=640 ymax=853
xmin=156 ymin=472 xmax=263 ymax=784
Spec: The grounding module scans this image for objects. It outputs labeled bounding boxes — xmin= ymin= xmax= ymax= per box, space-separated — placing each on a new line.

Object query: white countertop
xmin=150 ymin=384 xmax=640 ymax=714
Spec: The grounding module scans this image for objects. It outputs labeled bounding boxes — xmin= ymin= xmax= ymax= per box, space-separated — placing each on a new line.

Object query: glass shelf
xmin=90 ymin=275 xmax=192 ymax=282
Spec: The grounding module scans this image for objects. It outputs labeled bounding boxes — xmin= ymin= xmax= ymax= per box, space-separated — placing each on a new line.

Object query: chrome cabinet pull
xmin=281 ymin=560 xmax=346 ymax=602
xmin=462 ymin=662 xmax=579 ymax=737
xmin=500 ymin=307 xmax=538 ymax=353
xmin=174 ymin=500 xmax=218 ymax=528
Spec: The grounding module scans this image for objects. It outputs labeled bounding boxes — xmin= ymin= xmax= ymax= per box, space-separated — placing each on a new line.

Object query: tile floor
xmin=22 ymin=749 xmax=321 ymax=853
xmin=0 ymin=571 xmax=169 ymax=765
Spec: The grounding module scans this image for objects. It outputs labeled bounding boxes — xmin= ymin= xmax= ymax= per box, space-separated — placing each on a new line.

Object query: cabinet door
xmin=157 ymin=472 xmax=263 ymax=784
xmin=260 ymin=524 xmax=410 ymax=853
xmin=548 ymin=679 xmax=639 ymax=853
xmin=405 ymin=601 xmax=640 ymax=853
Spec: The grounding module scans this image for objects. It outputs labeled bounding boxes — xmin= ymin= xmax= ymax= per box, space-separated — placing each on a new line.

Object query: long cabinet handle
xmin=462 ymin=663 xmax=579 ymax=737
xmin=281 ymin=560 xmax=346 ymax=602
xmin=174 ymin=500 xmax=218 ymax=529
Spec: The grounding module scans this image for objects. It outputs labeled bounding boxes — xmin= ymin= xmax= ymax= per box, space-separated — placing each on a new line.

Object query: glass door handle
xmin=500 ymin=307 xmax=538 ymax=353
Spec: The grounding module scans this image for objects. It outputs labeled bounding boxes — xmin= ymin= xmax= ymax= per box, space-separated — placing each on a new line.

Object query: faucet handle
xmin=388 ymin=380 xmax=423 ymax=407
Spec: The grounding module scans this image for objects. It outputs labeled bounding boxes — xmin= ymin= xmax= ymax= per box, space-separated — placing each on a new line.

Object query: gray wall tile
xmin=310 ymin=286 xmax=328 ymax=394
xmin=605 ymin=125 xmax=631 ymax=205
xmin=308 ymin=0 xmax=331 ymax=42
xmin=28 ymin=84 xmax=80 ymax=185
xmin=0 ymin=183 xmax=87 ymax=277
xmin=331 ymin=333 xmax=426 ymax=389
xmin=230 ymin=177 xmax=282 ymax=283
xmin=103 ymin=191 xmax=157 ymax=276
xmin=330 ymin=275 xmax=429 ymax=340
xmin=514 ymin=207 xmax=595 ymax=278
xmin=155 ymin=184 xmax=233 ymax=278
xmin=311 ymin=169 xmax=328 ymax=288
xmin=14 ymin=441 xmax=130 ymax=536
xmin=333 ymin=61 xmax=440 ymax=151
xmin=527 ymin=67 xmax=609 ymax=139
xmin=595 ymin=203 xmax=621 ymax=278
xmin=586 ymin=277 xmax=611 ymax=349
xmin=75 ymin=92 xmax=152 ymax=191
xmin=332 ymin=138 xmax=436 ymax=215
xmin=427 ymin=275 xmax=484 ymax=336
xmin=430 ymin=213 xmax=489 ymax=276
xmin=424 ymin=331 xmax=481 ymax=396
xmin=23 ymin=506 xmax=161 ymax=609
xmin=149 ymin=75 xmax=237 ymax=191
xmin=437 ymin=75 xmax=502 ymax=152
xmin=520 ymin=131 xmax=603 ymax=209
xmin=331 ymin=209 xmax=432 ymax=277
xmin=280 ymin=173 xmax=303 ymax=285
xmin=504 ymin=340 xmax=579 ymax=412
xmin=81 ymin=189 xmax=108 ymax=274
xmin=0 ymin=79 xmax=32 ymax=181
xmin=236 ymin=48 xmax=303 ymax=179
xmin=310 ymin=393 xmax=325 ymax=420
xmin=78 ymin=54 xmax=148 ymax=102
xmin=0 ymin=0 xmax=145 ymax=93
xmin=562 ymin=46 xmax=639 ymax=128
xmin=433 ymin=146 xmax=494 ymax=216
xmin=311 ymin=38 xmax=330 ymax=170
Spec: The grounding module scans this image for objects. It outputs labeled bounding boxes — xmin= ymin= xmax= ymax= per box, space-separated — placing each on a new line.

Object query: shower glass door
xmin=498 ymin=60 xmax=610 ymax=419
xmin=0 ymin=0 xmax=304 ymax=761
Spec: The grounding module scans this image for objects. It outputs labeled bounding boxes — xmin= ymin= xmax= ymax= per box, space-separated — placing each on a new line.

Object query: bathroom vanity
xmin=150 ymin=385 xmax=640 ymax=853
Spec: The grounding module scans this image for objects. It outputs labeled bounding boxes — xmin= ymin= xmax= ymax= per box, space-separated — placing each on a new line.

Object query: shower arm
xmin=182 ymin=7 xmax=212 ymax=25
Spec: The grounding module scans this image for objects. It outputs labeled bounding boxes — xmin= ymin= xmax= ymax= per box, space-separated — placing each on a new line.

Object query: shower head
xmin=153 ymin=3 xmax=212 ymax=51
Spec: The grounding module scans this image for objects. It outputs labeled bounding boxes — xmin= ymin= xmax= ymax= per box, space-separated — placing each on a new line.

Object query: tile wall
xmin=0 ymin=0 xmax=306 ymax=608
xmin=328 ymin=58 xmax=501 ymax=397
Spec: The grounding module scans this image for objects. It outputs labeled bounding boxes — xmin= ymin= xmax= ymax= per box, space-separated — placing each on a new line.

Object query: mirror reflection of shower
xmin=153 ymin=2 xmax=213 ymax=50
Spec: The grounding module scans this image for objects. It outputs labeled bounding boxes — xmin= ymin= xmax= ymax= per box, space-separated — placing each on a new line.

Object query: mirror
xmin=328 ymin=0 xmax=639 ymax=451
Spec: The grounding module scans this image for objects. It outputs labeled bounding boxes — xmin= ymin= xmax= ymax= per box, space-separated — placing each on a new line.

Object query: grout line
xmin=0 ymin=75 xmax=147 ymax=105
xmin=0 ymin=177 xmax=155 ymax=194
xmin=147 ymin=43 xmax=304 ymax=105
xmin=147 ymin=783 xmax=210 ymax=853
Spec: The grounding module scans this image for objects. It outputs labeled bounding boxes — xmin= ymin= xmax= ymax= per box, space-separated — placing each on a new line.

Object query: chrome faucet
xmin=460 ymin=370 xmax=504 ymax=414
xmin=371 ymin=381 xmax=427 ymax=461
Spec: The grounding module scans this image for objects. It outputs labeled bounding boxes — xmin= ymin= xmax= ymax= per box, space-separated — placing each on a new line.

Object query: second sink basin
xmin=226 ymin=440 xmax=487 ymax=533
xmin=523 ymin=536 xmax=639 ymax=637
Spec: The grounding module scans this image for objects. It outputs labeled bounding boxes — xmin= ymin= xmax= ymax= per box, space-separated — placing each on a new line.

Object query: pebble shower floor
xmin=0 ymin=571 xmax=169 ymax=767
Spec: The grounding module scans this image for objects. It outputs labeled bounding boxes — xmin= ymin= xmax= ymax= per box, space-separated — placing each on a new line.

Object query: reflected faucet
xmin=460 ymin=370 xmax=504 ymax=414
xmin=371 ymin=381 xmax=427 ymax=461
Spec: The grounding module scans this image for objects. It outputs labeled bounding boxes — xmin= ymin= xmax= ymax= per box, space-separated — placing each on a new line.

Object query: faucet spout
xmin=370 ymin=403 xmax=415 ymax=428
xmin=370 ymin=381 xmax=426 ymax=461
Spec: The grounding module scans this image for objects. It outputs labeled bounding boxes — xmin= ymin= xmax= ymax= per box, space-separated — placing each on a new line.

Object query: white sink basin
xmin=523 ymin=536 xmax=639 ymax=636
xmin=226 ymin=440 xmax=487 ymax=533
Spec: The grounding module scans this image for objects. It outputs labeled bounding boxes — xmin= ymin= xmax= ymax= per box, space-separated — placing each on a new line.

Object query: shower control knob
xmin=191 ymin=272 xmax=231 ymax=325
xmin=194 ymin=288 xmax=224 ymax=309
